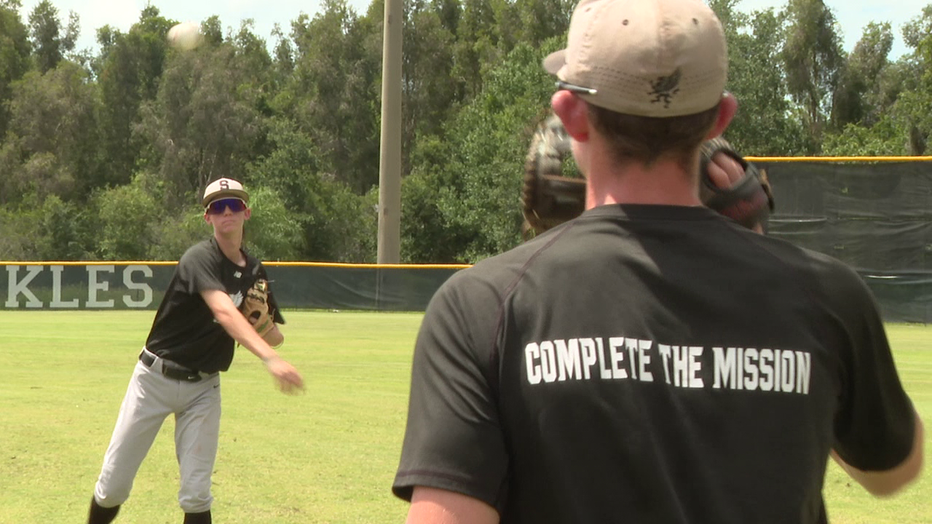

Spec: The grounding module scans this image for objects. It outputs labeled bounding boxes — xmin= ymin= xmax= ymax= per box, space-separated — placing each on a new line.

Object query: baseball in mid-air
xmin=167 ymin=21 xmax=203 ymax=51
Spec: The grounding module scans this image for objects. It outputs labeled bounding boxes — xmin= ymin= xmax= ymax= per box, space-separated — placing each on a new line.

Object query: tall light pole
xmin=377 ymin=0 xmax=403 ymax=264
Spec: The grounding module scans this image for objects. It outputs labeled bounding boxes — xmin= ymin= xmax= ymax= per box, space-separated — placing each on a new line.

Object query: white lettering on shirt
xmin=523 ymin=336 xmax=812 ymax=395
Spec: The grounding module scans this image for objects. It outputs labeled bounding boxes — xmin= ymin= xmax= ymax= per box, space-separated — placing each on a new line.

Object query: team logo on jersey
xmin=230 ymin=290 xmax=244 ymax=308
xmin=234 ymin=271 xmax=243 ymax=279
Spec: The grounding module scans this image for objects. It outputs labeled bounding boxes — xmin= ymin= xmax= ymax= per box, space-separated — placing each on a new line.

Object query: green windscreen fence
xmin=265 ymin=265 xmax=463 ymax=311
xmin=759 ymin=160 xmax=932 ymax=323
xmin=0 ymin=263 xmax=463 ymax=313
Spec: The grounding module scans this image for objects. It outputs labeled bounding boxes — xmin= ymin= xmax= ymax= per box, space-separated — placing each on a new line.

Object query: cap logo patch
xmin=649 ymin=68 xmax=682 ymax=108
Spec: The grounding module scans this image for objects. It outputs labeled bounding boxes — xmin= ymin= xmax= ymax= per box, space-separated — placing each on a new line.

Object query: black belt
xmin=139 ymin=350 xmax=211 ymax=382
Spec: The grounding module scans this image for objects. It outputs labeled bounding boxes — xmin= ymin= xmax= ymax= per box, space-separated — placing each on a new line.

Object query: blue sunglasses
xmin=206 ymin=198 xmax=247 ymax=214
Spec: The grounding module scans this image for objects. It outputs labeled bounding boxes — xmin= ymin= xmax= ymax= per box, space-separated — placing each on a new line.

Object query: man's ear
xmin=706 ymin=92 xmax=737 ymax=140
xmin=244 ymin=208 xmax=252 ymax=221
xmin=551 ymin=90 xmax=590 ymax=142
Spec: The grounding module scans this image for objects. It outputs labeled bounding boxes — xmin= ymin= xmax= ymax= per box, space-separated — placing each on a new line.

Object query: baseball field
xmin=1 ymin=310 xmax=929 ymax=523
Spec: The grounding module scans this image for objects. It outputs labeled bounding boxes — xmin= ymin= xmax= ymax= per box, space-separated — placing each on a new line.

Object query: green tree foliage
xmin=94 ymin=6 xmax=173 ymax=190
xmin=3 ymin=61 xmax=99 ymax=202
xmin=897 ymin=5 xmax=932 ymax=155
xmin=287 ymin=0 xmax=381 ymax=194
xmin=34 ymin=194 xmax=93 ymax=259
xmin=832 ymin=22 xmax=893 ymax=129
xmin=712 ymin=2 xmax=810 ymax=155
xmin=398 ymin=0 xmax=569 ymax=180
xmin=823 ymin=6 xmax=932 ymax=156
xmin=401 ymin=135 xmax=471 ymax=263
xmin=269 ymin=23 xmax=295 ymax=85
xmin=93 ymin=172 xmax=207 ymax=261
xmin=231 ymin=19 xmax=276 ymax=120
xmin=0 ymin=192 xmax=92 ymax=260
xmin=94 ymin=175 xmax=162 ymax=260
xmin=451 ymin=0 xmax=514 ymax=99
xmin=242 ymin=187 xmax=306 ymax=261
xmin=404 ymin=41 xmax=556 ymax=263
xmin=782 ymin=0 xmax=844 ymax=148
xmin=403 ymin=0 xmax=459 ymax=168
xmin=27 ymin=0 xmax=76 ymax=73
xmin=147 ymin=206 xmax=214 ymax=261
xmin=247 ymin=118 xmax=376 ymax=262
xmin=136 ymin=38 xmax=266 ymax=207
xmin=201 ymin=16 xmax=224 ymax=47
xmin=513 ymin=0 xmax=573 ymax=46
xmin=821 ymin=117 xmax=905 ymax=156
xmin=0 ymin=0 xmax=31 ymax=138
xmin=0 ymin=138 xmax=23 ymax=204
xmin=0 ymin=204 xmax=38 ymax=259
xmin=2 ymin=0 xmax=932 ymax=264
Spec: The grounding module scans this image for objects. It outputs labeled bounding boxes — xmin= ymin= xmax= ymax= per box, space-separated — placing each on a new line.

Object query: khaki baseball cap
xmin=543 ymin=0 xmax=728 ymax=117
xmin=201 ymin=178 xmax=250 ymax=207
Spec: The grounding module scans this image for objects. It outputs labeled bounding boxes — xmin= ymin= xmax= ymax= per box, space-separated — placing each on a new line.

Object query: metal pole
xmin=377 ymin=0 xmax=403 ymax=264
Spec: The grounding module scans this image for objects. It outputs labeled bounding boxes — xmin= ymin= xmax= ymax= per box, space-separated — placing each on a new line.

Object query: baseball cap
xmin=201 ymin=178 xmax=250 ymax=207
xmin=543 ymin=0 xmax=728 ymax=117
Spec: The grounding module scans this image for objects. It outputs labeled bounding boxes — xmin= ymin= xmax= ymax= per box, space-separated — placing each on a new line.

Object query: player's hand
xmin=705 ymin=151 xmax=766 ymax=234
xmin=265 ymin=357 xmax=305 ymax=394
xmin=705 ymin=151 xmax=745 ymax=189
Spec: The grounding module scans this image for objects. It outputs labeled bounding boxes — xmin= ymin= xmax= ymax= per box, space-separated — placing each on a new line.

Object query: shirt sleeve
xmin=831 ymin=263 xmax=916 ymax=472
xmin=177 ymin=243 xmax=224 ymax=295
xmin=392 ymin=273 xmax=509 ymax=509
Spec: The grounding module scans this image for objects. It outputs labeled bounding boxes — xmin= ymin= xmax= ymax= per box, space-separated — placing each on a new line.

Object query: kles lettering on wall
xmin=4 ymin=265 xmax=154 ymax=308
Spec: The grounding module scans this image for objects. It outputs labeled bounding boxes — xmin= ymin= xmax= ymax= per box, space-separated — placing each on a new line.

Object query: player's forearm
xmin=832 ymin=410 xmax=924 ymax=497
xmin=201 ymin=289 xmax=280 ymax=362
xmin=406 ymin=487 xmax=500 ymax=524
xmin=212 ymin=305 xmax=280 ymax=362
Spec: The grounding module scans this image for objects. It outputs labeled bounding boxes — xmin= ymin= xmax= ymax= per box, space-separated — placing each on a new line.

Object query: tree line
xmin=1 ymin=0 xmax=931 ymax=264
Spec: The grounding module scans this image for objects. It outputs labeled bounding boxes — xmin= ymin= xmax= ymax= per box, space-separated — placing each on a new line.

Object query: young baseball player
xmin=87 ymin=178 xmax=304 ymax=524
xmin=392 ymin=0 xmax=924 ymax=522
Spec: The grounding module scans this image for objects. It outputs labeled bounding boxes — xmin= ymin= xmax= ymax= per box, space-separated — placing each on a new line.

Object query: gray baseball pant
xmin=93 ymin=349 xmax=221 ymax=514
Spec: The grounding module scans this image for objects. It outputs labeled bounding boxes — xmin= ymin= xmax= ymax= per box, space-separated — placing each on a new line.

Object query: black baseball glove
xmin=698 ymin=137 xmax=774 ymax=231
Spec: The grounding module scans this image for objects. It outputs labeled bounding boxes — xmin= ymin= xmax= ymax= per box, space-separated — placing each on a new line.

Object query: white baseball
xmin=167 ymin=21 xmax=203 ymax=51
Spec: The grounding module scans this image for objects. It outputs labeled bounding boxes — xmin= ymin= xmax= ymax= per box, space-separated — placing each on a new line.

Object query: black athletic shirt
xmin=145 ymin=237 xmax=274 ymax=374
xmin=393 ymin=204 xmax=915 ymax=524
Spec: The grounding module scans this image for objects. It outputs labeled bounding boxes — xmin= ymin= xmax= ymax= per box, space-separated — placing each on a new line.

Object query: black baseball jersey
xmin=393 ymin=204 xmax=915 ymax=523
xmin=145 ymin=238 xmax=273 ymax=374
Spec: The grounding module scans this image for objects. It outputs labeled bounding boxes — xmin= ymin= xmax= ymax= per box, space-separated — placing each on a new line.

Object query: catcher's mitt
xmin=242 ymin=278 xmax=284 ymax=347
xmin=521 ymin=117 xmax=774 ymax=235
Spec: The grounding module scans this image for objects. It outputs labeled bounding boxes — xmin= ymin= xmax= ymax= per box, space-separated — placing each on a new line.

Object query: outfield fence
xmin=0 ymin=257 xmax=928 ymax=322
xmin=0 ymin=262 xmax=467 ymax=313
xmin=756 ymin=157 xmax=932 ymax=324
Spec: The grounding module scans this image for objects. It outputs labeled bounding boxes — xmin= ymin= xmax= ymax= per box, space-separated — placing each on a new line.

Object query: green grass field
xmin=0 ymin=311 xmax=929 ymax=523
